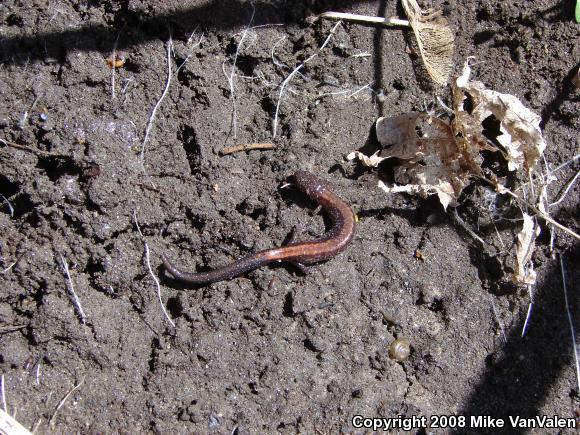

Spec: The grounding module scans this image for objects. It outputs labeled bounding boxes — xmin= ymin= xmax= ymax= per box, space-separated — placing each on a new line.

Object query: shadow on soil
xmin=1 ymin=0 xmax=371 ymax=65
xmin=455 ymin=244 xmax=579 ymax=434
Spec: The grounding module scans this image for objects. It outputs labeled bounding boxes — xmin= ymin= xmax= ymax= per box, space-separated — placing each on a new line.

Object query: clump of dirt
xmin=0 ymin=0 xmax=578 ymax=433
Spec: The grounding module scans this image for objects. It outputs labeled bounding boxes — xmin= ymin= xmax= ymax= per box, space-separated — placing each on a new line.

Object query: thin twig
xmin=48 ymin=378 xmax=85 ymax=427
xmin=539 ymin=159 xmax=557 ymax=256
xmin=0 ymin=138 xmax=61 ymax=157
xmin=560 ymin=254 xmax=580 ymax=393
xmin=318 ymin=11 xmax=410 ymax=27
xmin=348 ymin=52 xmax=372 ymax=59
xmin=226 ymin=4 xmax=255 ymax=139
xmin=493 ymin=225 xmax=505 ymax=248
xmin=482 ymin=177 xmax=580 ymax=240
xmin=502 ymin=187 xmax=580 ymax=240
xmin=449 ymin=208 xmax=486 ymax=246
xmin=273 ymin=21 xmax=342 ymax=138
xmin=58 ymin=254 xmax=86 ymax=324
xmin=220 ymin=142 xmax=276 ymax=155
xmin=141 ymin=36 xmax=174 ymax=161
xmin=133 ymin=211 xmax=175 ymax=328
xmin=549 ymin=170 xmax=580 ymax=206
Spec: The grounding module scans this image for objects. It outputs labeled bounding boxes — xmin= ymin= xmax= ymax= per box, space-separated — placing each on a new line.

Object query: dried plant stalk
xmin=402 ymin=0 xmax=454 ymax=86
xmin=0 ymin=409 xmax=33 ymax=435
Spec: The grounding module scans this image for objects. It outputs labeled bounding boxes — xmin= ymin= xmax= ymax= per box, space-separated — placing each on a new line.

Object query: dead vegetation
xmin=0 ymin=0 xmax=578 ymax=432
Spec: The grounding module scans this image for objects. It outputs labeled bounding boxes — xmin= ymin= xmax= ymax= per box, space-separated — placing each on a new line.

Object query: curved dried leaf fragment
xmin=402 ymin=0 xmax=455 ymax=86
xmin=514 ymin=213 xmax=539 ymax=286
xmin=350 ymin=112 xmax=476 ymax=209
xmin=453 ymin=59 xmax=547 ymax=173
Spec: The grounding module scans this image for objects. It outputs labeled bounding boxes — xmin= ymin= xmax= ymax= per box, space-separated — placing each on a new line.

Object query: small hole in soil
xmin=282 ymin=292 xmax=294 ymax=317
xmin=0 ymin=175 xmax=19 ymax=198
xmin=0 ymin=175 xmax=20 ymax=216
xmin=36 ymin=155 xmax=80 ymax=182
xmin=166 ymin=296 xmax=184 ymax=318
xmin=6 ymin=13 xmax=24 ymax=27
xmin=178 ymin=124 xmax=201 ymax=175
xmin=184 ymin=209 xmax=205 ymax=230
xmin=473 ymin=30 xmax=495 ymax=44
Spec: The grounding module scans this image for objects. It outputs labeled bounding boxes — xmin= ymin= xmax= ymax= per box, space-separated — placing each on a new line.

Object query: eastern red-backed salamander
xmin=161 ymin=170 xmax=355 ymax=284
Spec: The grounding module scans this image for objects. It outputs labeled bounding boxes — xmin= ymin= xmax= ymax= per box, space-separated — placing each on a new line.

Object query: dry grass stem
xmin=0 ymin=409 xmax=33 ymax=435
xmin=450 ymin=208 xmax=486 ymax=246
xmin=220 ymin=142 xmax=276 ymax=155
xmin=133 ymin=211 xmax=175 ymax=328
xmin=1 ymin=375 xmax=5 ymax=413
xmin=319 ymin=11 xmax=409 ymax=27
xmin=521 ymin=294 xmax=534 ymax=337
xmin=549 ymin=170 xmax=579 ymax=206
xmin=35 ymin=362 xmax=41 ymax=385
xmin=48 ymin=378 xmax=85 ymax=427
xmin=273 ymin=21 xmax=342 ymax=138
xmin=141 ymin=37 xmax=173 ymax=161
xmin=110 ymin=30 xmax=122 ymax=99
xmin=552 ymin=154 xmax=580 ymax=173
xmin=0 ymin=193 xmax=14 ymax=217
xmin=144 ymin=243 xmax=175 ymax=328
xmin=226 ymin=5 xmax=255 ymax=139
xmin=1 ymin=253 xmax=26 ymax=275
xmin=58 ymin=254 xmax=86 ymax=324
xmin=495 ymin=183 xmax=580 ymax=240
xmin=271 ymin=35 xmax=288 ymax=68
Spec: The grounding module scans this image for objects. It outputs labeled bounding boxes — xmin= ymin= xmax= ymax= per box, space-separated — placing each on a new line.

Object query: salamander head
xmin=292 ymin=171 xmax=327 ymax=199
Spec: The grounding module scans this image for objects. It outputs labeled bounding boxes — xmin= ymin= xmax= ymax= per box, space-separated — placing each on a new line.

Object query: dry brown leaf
xmin=402 ymin=0 xmax=455 ymax=86
xmin=453 ymin=59 xmax=547 ymax=172
xmin=514 ymin=213 xmax=539 ymax=285
xmin=370 ymin=112 xmax=476 ymax=209
xmin=349 ymin=60 xmax=547 ymax=215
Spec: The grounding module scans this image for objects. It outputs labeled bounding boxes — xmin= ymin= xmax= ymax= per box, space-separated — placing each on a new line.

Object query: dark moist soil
xmin=1 ymin=0 xmax=579 ymax=434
